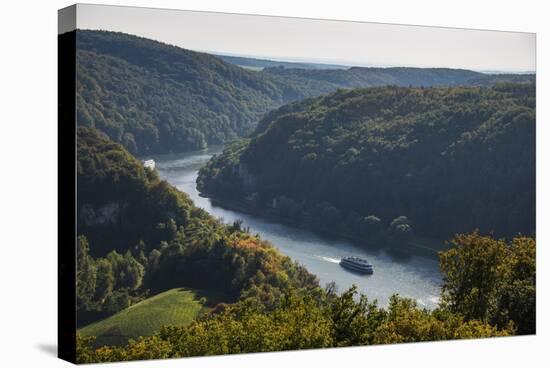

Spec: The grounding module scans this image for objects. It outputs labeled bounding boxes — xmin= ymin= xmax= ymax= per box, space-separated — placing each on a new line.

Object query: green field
xmin=79 ymin=288 xmax=222 ymax=346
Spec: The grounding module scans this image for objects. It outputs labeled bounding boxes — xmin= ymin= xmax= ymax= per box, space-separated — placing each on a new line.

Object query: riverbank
xmin=155 ymin=149 xmax=442 ymax=309
xmin=201 ymin=191 xmax=449 ymax=260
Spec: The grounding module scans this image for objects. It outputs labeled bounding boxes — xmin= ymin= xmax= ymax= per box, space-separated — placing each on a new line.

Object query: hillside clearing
xmin=79 ymin=288 xmax=224 ymax=346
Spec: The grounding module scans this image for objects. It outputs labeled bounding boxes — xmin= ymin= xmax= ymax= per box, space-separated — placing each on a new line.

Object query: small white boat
xmin=143 ymin=159 xmax=155 ymax=170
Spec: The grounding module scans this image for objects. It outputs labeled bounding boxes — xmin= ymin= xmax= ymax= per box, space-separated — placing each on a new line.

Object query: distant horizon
xmin=75 ymin=28 xmax=535 ymax=74
xmin=74 ymin=4 xmax=536 ymax=73
xmin=206 ymin=49 xmax=536 ymax=74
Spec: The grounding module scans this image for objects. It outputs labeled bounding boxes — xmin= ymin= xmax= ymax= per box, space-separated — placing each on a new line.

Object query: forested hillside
xmin=70 ymin=26 xmax=537 ymax=364
xmin=75 ymin=127 xmax=534 ymax=363
xmin=77 ymin=232 xmax=535 ymax=363
xmin=215 ymin=54 xmax=348 ymax=70
xmin=263 ymin=66 xmax=535 ymax=90
xmin=197 ymin=83 xmax=535 ymax=241
xmin=76 ymin=127 xmax=318 ymax=326
xmin=76 ymin=30 xmax=325 ymax=155
xmin=75 ymin=30 xmax=534 ymax=156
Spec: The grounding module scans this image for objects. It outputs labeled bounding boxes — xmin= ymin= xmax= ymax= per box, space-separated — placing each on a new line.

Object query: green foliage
xmin=145 ymin=230 xmax=319 ymax=305
xmin=76 ymin=284 xmax=511 ymax=363
xmin=94 ymin=258 xmax=114 ymax=301
xmin=371 ymin=295 xmax=510 ymax=344
xmin=327 ymin=285 xmax=385 ymax=346
xmin=76 ymin=91 xmax=536 ymax=363
xmin=76 ymin=30 xmax=533 ymax=156
xmin=76 ymin=235 xmax=523 ymax=364
xmin=79 ymin=288 xmax=209 ymax=346
xmin=387 ymin=216 xmax=413 ymax=247
xmin=109 ymin=251 xmax=145 ymax=290
xmin=77 ymin=126 xmax=195 ymax=255
xmin=77 ymin=334 xmax=173 ymax=363
xmin=76 ymin=30 xmax=325 ymax=155
xmin=216 ymin=54 xmax=349 ymax=70
xmin=77 ymin=234 xmax=147 ymax=325
xmin=77 ymin=127 xmax=319 ymax=328
xmin=264 ymin=66 xmax=534 ymax=92
xmin=439 ymin=232 xmax=535 ymax=334
xmin=158 ymin=292 xmax=334 ymax=356
xmin=103 ymin=289 xmax=131 ymax=316
xmin=76 ymin=236 xmax=97 ymax=308
xmin=198 ymin=84 xmax=535 ymax=240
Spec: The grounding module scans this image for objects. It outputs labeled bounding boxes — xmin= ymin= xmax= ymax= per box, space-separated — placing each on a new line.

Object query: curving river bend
xmin=154 ymin=147 xmax=442 ymax=309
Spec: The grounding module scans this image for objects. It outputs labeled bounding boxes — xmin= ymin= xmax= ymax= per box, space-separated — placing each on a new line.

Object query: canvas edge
xmin=58 ymin=4 xmax=77 ymax=364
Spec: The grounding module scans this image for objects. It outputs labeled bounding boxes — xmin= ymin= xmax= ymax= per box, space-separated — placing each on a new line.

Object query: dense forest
xmin=75 ymin=30 xmax=534 ymax=156
xmin=78 ymin=228 xmax=534 ymax=363
xmin=72 ymin=28 xmax=536 ymax=363
xmin=76 ymin=30 xmax=326 ymax=155
xmin=77 ymin=127 xmax=317 ymax=325
xmin=215 ymin=54 xmax=348 ymax=70
xmin=197 ymin=83 xmax=535 ymax=241
xmin=264 ymin=66 xmax=535 ymax=90
xmin=76 ymin=127 xmax=534 ymax=363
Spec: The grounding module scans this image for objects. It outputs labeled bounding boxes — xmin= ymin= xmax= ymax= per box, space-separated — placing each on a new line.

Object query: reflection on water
xmin=153 ymin=147 xmax=442 ymax=308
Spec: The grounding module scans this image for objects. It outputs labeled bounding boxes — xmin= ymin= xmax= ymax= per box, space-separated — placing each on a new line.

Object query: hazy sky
xmin=74 ymin=4 xmax=536 ymax=72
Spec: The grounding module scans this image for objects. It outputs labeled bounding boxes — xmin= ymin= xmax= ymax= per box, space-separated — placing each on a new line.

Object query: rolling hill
xmin=263 ymin=66 xmax=535 ymax=90
xmin=79 ymin=288 xmax=219 ymax=346
xmin=76 ymin=126 xmax=318 ymax=332
xmin=215 ymin=54 xmax=349 ymax=70
xmin=74 ymin=30 xmax=534 ymax=156
xmin=197 ymin=83 xmax=535 ymax=241
xmin=75 ymin=30 xmax=325 ymax=155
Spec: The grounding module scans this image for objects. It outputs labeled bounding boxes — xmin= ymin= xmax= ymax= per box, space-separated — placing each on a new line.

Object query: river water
xmin=153 ymin=147 xmax=442 ymax=309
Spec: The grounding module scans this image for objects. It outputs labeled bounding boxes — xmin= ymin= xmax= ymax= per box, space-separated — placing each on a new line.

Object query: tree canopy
xmin=77 ymin=127 xmax=317 ymax=326
xmin=72 ymin=34 xmax=536 ymax=361
xmin=76 ymin=30 xmax=333 ymax=155
xmin=75 ymin=128 xmax=534 ymax=364
xmin=76 ymin=280 xmax=514 ymax=363
xmin=439 ymin=232 xmax=535 ymax=334
xmin=76 ymin=30 xmax=534 ymax=156
xmin=198 ymin=84 xmax=535 ymax=241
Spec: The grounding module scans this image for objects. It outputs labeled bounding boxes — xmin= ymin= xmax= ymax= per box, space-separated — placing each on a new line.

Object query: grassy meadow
xmin=79 ymin=288 xmax=220 ymax=346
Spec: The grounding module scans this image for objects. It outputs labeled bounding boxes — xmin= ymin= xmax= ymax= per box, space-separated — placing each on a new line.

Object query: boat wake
xmin=316 ymin=256 xmax=341 ymax=264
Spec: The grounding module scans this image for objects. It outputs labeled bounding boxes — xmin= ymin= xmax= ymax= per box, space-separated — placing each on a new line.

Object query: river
xmin=153 ymin=147 xmax=442 ymax=309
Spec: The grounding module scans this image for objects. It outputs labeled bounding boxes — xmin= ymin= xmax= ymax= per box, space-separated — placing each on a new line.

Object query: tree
xmin=495 ymin=236 xmax=536 ymax=334
xmin=105 ymin=250 xmax=144 ymax=291
xmin=318 ymin=202 xmax=341 ymax=229
xmin=77 ymin=285 xmax=513 ymax=363
xmin=122 ymin=251 xmax=145 ymax=290
xmin=440 ymin=232 xmax=509 ymax=322
xmin=360 ymin=215 xmax=384 ymax=244
xmin=198 ymin=85 xmax=535 ymax=241
xmin=387 ymin=216 xmax=413 ymax=247
xmin=439 ymin=232 xmax=535 ymax=334
xmin=327 ymin=285 xmax=385 ymax=346
xmin=76 ymin=236 xmax=97 ymax=309
xmin=157 ymin=291 xmax=333 ymax=356
xmin=372 ymin=295 xmax=510 ymax=344
xmin=104 ymin=289 xmax=131 ymax=315
xmin=76 ymin=334 xmax=172 ymax=363
xmin=275 ymin=196 xmax=301 ymax=220
xmin=94 ymin=258 xmax=114 ymax=302
xmin=76 ymin=30 xmax=340 ymax=157
xmin=131 ymin=240 xmax=148 ymax=266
